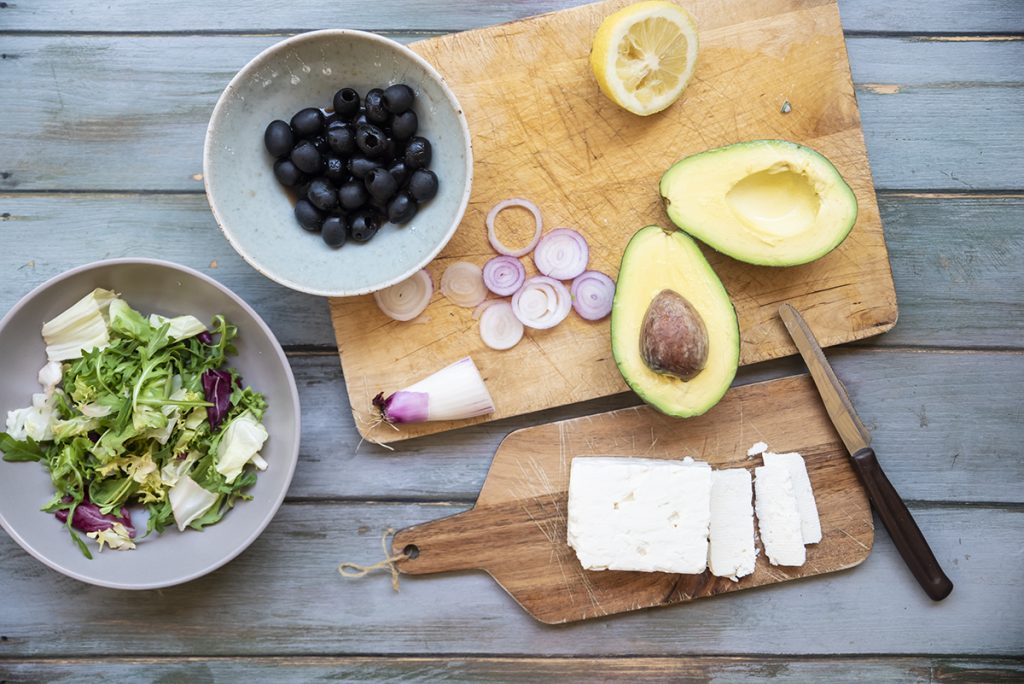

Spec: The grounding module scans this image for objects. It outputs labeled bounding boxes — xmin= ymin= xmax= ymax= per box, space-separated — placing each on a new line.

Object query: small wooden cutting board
xmin=393 ymin=374 xmax=873 ymax=624
xmin=330 ymin=0 xmax=897 ymax=443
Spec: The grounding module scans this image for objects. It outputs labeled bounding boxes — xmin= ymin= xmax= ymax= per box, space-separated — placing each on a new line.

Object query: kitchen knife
xmin=778 ymin=304 xmax=953 ymax=601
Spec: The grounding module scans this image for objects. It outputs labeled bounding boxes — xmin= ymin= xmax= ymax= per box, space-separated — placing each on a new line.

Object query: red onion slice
xmin=511 ymin=276 xmax=572 ymax=330
xmin=479 ymin=301 xmax=524 ymax=350
xmin=486 ymin=198 xmax=543 ymax=257
xmin=533 ymin=228 xmax=589 ymax=280
xmin=440 ymin=261 xmax=487 ymax=308
xmin=373 ymin=269 xmax=433 ymax=322
xmin=482 ymin=255 xmax=526 ymax=297
xmin=571 ymin=270 xmax=615 ymax=321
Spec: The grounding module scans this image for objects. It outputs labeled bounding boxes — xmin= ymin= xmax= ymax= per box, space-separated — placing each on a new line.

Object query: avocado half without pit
xmin=611 ymin=226 xmax=740 ymax=418
xmin=659 ymin=139 xmax=858 ymax=266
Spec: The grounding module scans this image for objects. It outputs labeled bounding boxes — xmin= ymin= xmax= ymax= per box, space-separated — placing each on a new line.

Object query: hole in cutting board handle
xmin=402 ymin=544 xmax=420 ymax=560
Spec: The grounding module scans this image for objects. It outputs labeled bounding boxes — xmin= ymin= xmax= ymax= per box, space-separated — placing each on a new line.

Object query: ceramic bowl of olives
xmin=204 ymin=30 xmax=473 ymax=297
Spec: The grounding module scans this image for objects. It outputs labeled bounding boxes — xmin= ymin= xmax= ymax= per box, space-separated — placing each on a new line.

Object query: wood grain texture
xmin=286 ymin=349 xmax=1024 ymax=503
xmin=330 ymin=0 xmax=898 ymax=442
xmin=1 ymin=35 xmax=1020 ymax=192
xmin=2 ymin=0 xmax=1022 ymax=33
xmin=4 ymin=656 xmax=1023 ymax=683
xmin=0 ymin=502 xmax=1019 ymax=656
xmin=2 ymin=194 xmax=1020 ymax=350
xmin=391 ymin=375 xmax=873 ymax=623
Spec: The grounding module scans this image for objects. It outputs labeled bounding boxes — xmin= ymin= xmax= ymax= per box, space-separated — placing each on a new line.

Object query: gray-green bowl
xmin=204 ymin=29 xmax=473 ymax=297
xmin=0 ymin=259 xmax=300 ymax=589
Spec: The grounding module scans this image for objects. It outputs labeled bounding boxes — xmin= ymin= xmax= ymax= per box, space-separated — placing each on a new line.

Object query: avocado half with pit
xmin=660 ymin=140 xmax=858 ymax=266
xmin=611 ymin=225 xmax=740 ymax=417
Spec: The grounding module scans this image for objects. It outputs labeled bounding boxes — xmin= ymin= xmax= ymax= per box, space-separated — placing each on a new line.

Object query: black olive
xmin=333 ymin=87 xmax=361 ymax=119
xmin=365 ymin=167 xmax=399 ymax=202
xmin=348 ymin=155 xmax=382 ymax=179
xmin=295 ymin=179 xmax=313 ymax=200
xmin=321 ymin=215 xmax=348 ymax=248
xmin=387 ymin=160 xmax=408 ymax=187
xmin=310 ymin=134 xmax=330 ymax=154
xmin=353 ymin=111 xmax=369 ymax=127
xmin=355 ymin=124 xmax=388 ymax=158
xmin=307 ymin=178 xmax=338 ymax=211
xmin=326 ymin=123 xmax=356 ymax=156
xmin=264 ymin=120 xmax=294 ymax=157
xmin=290 ymin=141 xmax=323 ymax=174
xmin=363 ymin=88 xmax=389 ymax=125
xmin=294 ymin=199 xmax=324 ymax=232
xmin=290 ymin=107 xmax=324 ymax=138
xmin=273 ymin=158 xmax=304 ymax=187
xmin=323 ymin=155 xmax=347 ymax=184
xmin=338 ymin=179 xmax=369 ymax=210
xmin=387 ymin=192 xmax=418 ymax=224
xmin=382 ymin=84 xmax=415 ymax=114
xmin=323 ymin=112 xmax=341 ymax=128
xmin=350 ymin=210 xmax=381 ymax=242
xmin=389 ymin=110 xmax=418 ymax=140
xmin=403 ymin=136 xmax=432 ymax=170
xmin=408 ymin=168 xmax=439 ymax=201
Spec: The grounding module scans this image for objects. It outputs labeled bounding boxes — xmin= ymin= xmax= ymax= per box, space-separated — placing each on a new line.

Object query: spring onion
xmin=440 ymin=262 xmax=487 ymax=308
xmin=486 ymin=198 xmax=543 ymax=257
xmin=373 ymin=357 xmax=494 ymax=424
xmin=532 ymin=228 xmax=589 ymax=280
xmin=374 ymin=269 xmax=433 ymax=322
xmin=511 ymin=276 xmax=572 ymax=329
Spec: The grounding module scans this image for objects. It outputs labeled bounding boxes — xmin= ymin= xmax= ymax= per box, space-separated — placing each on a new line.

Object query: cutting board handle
xmin=392 ymin=507 xmax=492 ymax=575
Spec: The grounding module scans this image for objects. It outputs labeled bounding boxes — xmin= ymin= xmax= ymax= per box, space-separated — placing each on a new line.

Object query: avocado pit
xmin=639 ymin=289 xmax=709 ymax=381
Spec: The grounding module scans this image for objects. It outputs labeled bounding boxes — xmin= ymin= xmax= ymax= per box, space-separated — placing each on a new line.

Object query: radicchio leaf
xmin=202 ymin=368 xmax=232 ymax=431
xmin=56 ymin=496 xmax=136 ymax=538
xmin=196 ymin=330 xmax=214 ymax=345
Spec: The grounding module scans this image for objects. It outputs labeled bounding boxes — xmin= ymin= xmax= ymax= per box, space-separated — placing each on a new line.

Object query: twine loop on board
xmin=338 ymin=527 xmax=408 ymax=592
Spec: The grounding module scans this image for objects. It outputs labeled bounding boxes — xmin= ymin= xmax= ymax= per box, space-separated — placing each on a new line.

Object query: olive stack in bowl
xmin=264 ymin=84 xmax=440 ymax=249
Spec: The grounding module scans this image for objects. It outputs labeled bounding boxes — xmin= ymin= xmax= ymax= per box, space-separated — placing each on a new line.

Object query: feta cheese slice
xmin=763 ymin=451 xmax=822 ymax=544
xmin=567 ymin=457 xmax=712 ymax=574
xmin=709 ymin=468 xmax=757 ymax=580
xmin=754 ymin=462 xmax=806 ymax=566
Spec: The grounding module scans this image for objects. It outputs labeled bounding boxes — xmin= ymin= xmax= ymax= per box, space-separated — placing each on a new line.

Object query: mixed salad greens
xmin=0 ymin=289 xmax=269 ymax=558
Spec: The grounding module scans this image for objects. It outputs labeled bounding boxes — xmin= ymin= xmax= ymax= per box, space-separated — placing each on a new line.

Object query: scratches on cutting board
xmin=837 ymin=526 xmax=871 ymax=551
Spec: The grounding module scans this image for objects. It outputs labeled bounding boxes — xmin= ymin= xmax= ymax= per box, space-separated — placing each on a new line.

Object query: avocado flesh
xmin=611 ymin=226 xmax=740 ymax=417
xmin=660 ymin=140 xmax=858 ymax=266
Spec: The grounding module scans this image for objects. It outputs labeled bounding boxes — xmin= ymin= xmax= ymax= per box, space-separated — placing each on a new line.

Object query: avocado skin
xmin=660 ymin=139 xmax=858 ymax=267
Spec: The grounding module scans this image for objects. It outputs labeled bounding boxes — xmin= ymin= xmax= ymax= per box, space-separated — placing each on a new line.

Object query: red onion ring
xmin=486 ymin=198 xmax=543 ymax=257
xmin=532 ymin=228 xmax=589 ymax=280
xmin=373 ymin=269 xmax=433 ymax=321
xmin=570 ymin=270 xmax=615 ymax=321
xmin=511 ymin=276 xmax=572 ymax=330
xmin=482 ymin=256 xmax=526 ymax=297
xmin=440 ymin=261 xmax=487 ymax=308
xmin=479 ymin=301 xmax=524 ymax=350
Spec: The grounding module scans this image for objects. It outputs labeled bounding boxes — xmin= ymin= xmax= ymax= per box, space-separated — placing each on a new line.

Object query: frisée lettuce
xmin=0 ymin=289 xmax=269 ymax=557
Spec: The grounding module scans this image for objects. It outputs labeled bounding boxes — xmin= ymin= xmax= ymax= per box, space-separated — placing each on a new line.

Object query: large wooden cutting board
xmin=392 ymin=374 xmax=874 ymax=624
xmin=330 ymin=0 xmax=897 ymax=442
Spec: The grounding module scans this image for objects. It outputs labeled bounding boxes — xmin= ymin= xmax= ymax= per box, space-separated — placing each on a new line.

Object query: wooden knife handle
xmin=850 ymin=447 xmax=954 ymax=601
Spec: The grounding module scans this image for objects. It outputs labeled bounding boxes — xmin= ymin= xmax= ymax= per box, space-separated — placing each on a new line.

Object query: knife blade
xmin=778 ymin=303 xmax=954 ymax=601
xmin=778 ymin=304 xmax=872 ymax=452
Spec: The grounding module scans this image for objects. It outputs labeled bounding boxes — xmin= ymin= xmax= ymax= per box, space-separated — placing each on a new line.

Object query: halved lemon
xmin=590 ymin=1 xmax=699 ymax=116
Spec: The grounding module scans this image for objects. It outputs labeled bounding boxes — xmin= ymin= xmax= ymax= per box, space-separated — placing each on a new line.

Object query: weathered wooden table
xmin=2 ymin=1 xmax=1022 ymax=681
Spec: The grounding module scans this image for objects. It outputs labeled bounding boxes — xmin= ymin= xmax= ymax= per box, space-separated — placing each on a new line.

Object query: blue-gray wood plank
xmin=1 ymin=0 xmax=1022 ymax=677
xmin=1 ymin=36 xmax=1022 ymax=191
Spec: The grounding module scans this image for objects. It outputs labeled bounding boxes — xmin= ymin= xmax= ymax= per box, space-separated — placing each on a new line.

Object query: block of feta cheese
xmin=754 ymin=463 xmax=806 ymax=566
xmin=708 ymin=468 xmax=757 ymax=580
xmin=762 ymin=451 xmax=822 ymax=544
xmin=567 ymin=457 xmax=712 ymax=574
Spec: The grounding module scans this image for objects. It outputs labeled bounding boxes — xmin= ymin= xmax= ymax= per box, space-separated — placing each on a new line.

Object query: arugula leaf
xmin=0 ymin=433 xmax=46 ymax=462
